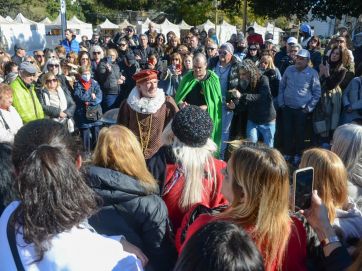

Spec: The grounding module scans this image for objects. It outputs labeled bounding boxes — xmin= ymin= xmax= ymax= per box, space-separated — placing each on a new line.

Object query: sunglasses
xmin=93 ymin=51 xmax=101 ymax=55
xmin=48 ymin=64 xmax=59 ymax=68
xmin=126 ymin=29 xmax=133 ymax=32
xmin=35 ymin=54 xmax=44 ymax=57
xmin=249 ymin=48 xmax=257 ymax=51
xmin=207 ymin=47 xmax=216 ymax=50
xmin=81 ymin=58 xmax=89 ymax=60
xmin=218 ymin=50 xmax=228 ymax=56
xmin=119 ymin=44 xmax=127 ymax=46
xmin=46 ymin=79 xmax=58 ymax=83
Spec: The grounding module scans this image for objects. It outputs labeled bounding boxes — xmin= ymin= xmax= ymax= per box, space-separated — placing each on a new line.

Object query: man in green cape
xmin=175 ymin=54 xmax=222 ymax=153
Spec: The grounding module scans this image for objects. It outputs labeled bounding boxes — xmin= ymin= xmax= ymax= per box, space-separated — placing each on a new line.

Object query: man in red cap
xmin=117 ymin=69 xmax=178 ymax=159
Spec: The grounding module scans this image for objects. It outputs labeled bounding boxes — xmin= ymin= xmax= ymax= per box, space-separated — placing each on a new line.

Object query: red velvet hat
xmin=132 ymin=69 xmax=158 ymax=83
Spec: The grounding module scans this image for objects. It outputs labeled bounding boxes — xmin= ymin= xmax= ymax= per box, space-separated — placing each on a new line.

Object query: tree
xmin=251 ymin=0 xmax=362 ymax=20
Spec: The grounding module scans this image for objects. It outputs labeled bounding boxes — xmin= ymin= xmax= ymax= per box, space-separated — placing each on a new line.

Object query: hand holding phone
xmin=107 ymin=56 xmax=112 ymax=64
xmin=293 ymin=167 xmax=314 ymax=212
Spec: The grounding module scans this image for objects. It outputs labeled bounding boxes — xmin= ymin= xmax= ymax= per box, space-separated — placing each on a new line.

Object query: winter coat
xmin=86 ymin=165 xmax=177 ymax=271
xmin=60 ymin=37 xmax=80 ymax=54
xmin=37 ymin=87 xmax=75 ymax=118
xmin=73 ymin=79 xmax=103 ymax=129
xmin=238 ymin=75 xmax=276 ymax=124
xmin=96 ymin=60 xmax=122 ymax=95
xmin=10 ymin=76 xmax=44 ymax=123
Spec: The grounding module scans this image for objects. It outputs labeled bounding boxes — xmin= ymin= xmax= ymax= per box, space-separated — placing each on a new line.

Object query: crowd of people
xmin=0 ymin=21 xmax=362 ymax=270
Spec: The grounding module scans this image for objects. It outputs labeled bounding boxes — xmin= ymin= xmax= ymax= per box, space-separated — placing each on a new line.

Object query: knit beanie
xmin=220 ymin=42 xmax=234 ymax=55
xmin=172 ymin=105 xmax=213 ymax=147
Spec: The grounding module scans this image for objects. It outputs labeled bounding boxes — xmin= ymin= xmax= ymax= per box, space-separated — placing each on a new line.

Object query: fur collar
xmin=127 ymin=87 xmax=166 ymax=114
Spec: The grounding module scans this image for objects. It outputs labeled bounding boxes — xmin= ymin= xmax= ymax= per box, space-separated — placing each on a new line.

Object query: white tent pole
xmin=60 ymin=0 xmax=67 ymax=39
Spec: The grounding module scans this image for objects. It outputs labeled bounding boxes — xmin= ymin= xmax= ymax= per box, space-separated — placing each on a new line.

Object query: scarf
xmin=80 ymin=78 xmax=91 ymax=91
xmin=127 ymin=87 xmax=166 ymax=114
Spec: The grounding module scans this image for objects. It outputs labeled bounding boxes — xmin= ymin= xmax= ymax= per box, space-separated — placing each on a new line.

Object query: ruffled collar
xmin=127 ymin=87 xmax=166 ymax=114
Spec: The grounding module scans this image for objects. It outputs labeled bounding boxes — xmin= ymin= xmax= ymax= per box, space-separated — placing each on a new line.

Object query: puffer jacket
xmin=86 ymin=165 xmax=177 ymax=271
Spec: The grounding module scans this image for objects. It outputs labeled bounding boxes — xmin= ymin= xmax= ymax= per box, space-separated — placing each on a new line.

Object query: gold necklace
xmin=136 ymin=112 xmax=153 ymax=154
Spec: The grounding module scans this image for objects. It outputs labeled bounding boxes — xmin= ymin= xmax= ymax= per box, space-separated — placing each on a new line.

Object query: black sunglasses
xmin=48 ymin=64 xmax=59 ymax=68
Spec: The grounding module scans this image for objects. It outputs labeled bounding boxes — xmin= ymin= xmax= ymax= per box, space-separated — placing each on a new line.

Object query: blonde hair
xmin=260 ymin=55 xmax=276 ymax=70
xmin=92 ymin=125 xmax=158 ymax=194
xmin=219 ymin=145 xmax=291 ymax=271
xmin=300 ymin=148 xmax=348 ymax=222
xmin=42 ymin=72 xmax=59 ymax=89
xmin=162 ymin=122 xmax=218 ymax=210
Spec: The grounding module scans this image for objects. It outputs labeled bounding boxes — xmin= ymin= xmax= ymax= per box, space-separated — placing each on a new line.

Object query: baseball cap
xmin=296 ymin=49 xmax=310 ymax=59
xmin=287 ymin=37 xmax=298 ymax=44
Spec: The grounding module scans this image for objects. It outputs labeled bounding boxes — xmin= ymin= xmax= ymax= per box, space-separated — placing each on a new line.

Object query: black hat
xmin=172 ymin=105 xmax=213 ymax=147
xmin=246 ymin=27 xmax=255 ymax=32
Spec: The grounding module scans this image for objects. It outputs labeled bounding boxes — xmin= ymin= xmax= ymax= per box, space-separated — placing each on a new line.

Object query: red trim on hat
xmin=132 ymin=69 xmax=158 ymax=83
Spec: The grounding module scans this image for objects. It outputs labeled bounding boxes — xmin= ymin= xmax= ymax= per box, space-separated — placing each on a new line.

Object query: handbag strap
xmin=7 ymin=210 xmax=26 ymax=271
xmin=0 ymin=110 xmax=10 ymax=130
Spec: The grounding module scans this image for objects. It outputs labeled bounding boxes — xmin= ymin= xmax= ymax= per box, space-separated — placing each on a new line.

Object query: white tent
xmin=265 ymin=23 xmax=284 ymax=44
xmin=14 ymin=13 xmax=37 ymax=24
xmin=217 ymin=20 xmax=237 ymax=44
xmin=118 ymin=19 xmax=136 ymax=31
xmin=97 ymin=18 xmax=119 ymax=30
xmin=44 ymin=14 xmax=93 ymax=48
xmin=5 ymin=16 xmax=13 ymax=23
xmin=97 ymin=18 xmax=120 ymax=36
xmin=0 ymin=15 xmax=9 ymax=24
xmin=197 ymin=19 xmax=216 ymax=32
xmin=40 ymin=17 xmax=52 ymax=25
xmin=137 ymin=18 xmax=161 ymax=35
xmin=0 ymin=14 xmax=46 ymax=53
xmin=159 ymin=18 xmax=180 ymax=37
xmin=178 ymin=20 xmax=192 ymax=30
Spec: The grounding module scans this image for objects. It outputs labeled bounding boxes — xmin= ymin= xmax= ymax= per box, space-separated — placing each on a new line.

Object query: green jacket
xmin=11 ymin=76 xmax=44 ymax=123
xmin=175 ymin=70 xmax=222 ymax=152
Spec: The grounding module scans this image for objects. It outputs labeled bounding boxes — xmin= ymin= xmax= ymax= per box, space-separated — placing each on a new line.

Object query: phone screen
xmin=294 ymin=167 xmax=314 ymax=211
xmin=107 ymin=56 xmax=112 ymax=64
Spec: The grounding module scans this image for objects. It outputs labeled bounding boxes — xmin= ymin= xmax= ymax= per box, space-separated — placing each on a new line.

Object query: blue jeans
xmin=102 ymin=94 xmax=122 ymax=113
xmin=220 ymin=106 xmax=234 ymax=159
xmin=246 ymin=120 xmax=276 ymax=148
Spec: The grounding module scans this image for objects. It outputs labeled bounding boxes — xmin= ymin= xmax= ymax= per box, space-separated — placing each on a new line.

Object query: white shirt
xmin=0 ymin=106 xmax=23 ymax=143
xmin=0 ymin=201 xmax=143 ymax=271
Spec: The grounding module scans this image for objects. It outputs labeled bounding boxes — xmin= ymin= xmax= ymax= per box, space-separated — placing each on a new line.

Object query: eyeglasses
xmin=126 ymin=29 xmax=133 ymax=32
xmin=207 ymin=47 xmax=216 ymax=50
xmin=48 ymin=64 xmax=59 ymax=68
xmin=35 ymin=54 xmax=44 ymax=57
xmin=46 ymin=79 xmax=58 ymax=83
xmin=218 ymin=50 xmax=228 ymax=56
xmin=249 ymin=48 xmax=257 ymax=51
xmin=93 ymin=51 xmax=101 ymax=55
xmin=81 ymin=58 xmax=89 ymax=61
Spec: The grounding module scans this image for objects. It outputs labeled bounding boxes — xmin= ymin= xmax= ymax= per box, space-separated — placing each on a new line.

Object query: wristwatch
xmin=321 ymin=235 xmax=340 ymax=247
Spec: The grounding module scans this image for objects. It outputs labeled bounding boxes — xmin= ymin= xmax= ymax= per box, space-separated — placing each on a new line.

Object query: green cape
xmin=175 ymin=70 xmax=222 ymax=152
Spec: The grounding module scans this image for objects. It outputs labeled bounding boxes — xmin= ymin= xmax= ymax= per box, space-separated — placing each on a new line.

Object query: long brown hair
xmin=300 ymin=148 xmax=348 ymax=222
xmin=219 ymin=145 xmax=291 ymax=271
xmin=92 ymin=125 xmax=158 ymax=194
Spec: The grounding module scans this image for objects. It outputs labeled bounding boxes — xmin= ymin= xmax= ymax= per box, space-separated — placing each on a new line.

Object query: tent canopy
xmin=118 ymin=19 xmax=136 ymax=30
xmin=178 ymin=20 xmax=192 ymax=30
xmin=14 ymin=13 xmax=37 ymax=24
xmin=98 ymin=18 xmax=119 ymax=30
xmin=40 ymin=17 xmax=52 ymax=25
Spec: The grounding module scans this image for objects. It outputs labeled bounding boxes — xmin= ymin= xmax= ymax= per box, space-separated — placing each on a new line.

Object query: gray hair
xmin=89 ymin=45 xmax=104 ymax=60
xmin=43 ymin=58 xmax=61 ymax=74
xmin=193 ymin=53 xmax=207 ymax=66
xmin=331 ymin=124 xmax=362 ymax=188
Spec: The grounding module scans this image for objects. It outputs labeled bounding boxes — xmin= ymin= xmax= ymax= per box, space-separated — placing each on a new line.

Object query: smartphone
xmin=161 ymin=60 xmax=168 ymax=71
xmin=293 ymin=167 xmax=314 ymax=212
xmin=107 ymin=56 xmax=112 ymax=64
